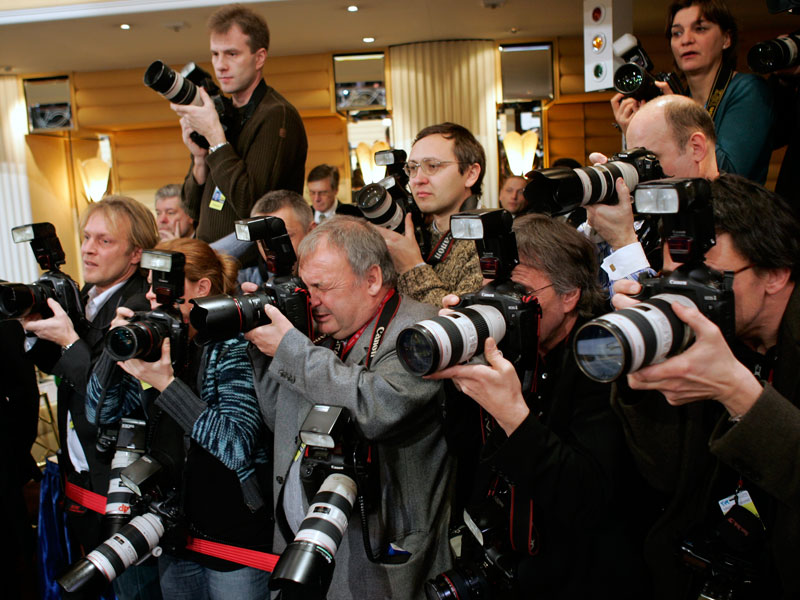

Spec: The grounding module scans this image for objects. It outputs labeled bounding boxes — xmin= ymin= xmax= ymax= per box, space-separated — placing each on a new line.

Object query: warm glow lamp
xmin=80 ymin=157 xmax=111 ymax=203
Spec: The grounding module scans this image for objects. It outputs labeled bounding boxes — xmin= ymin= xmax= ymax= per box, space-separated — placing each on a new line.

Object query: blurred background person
xmin=155 ymin=184 xmax=196 ymax=241
xmin=498 ymin=175 xmax=527 ymax=216
xmin=307 ymin=163 xmax=360 ymax=223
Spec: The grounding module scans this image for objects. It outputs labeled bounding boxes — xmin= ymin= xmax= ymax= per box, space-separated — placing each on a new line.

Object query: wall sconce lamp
xmin=79 ymin=157 xmax=111 ymax=203
xmin=503 ymin=130 xmax=538 ymax=176
xmin=356 ymin=140 xmax=390 ymax=184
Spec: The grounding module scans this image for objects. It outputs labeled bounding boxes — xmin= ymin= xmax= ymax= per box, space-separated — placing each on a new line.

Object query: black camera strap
xmin=319 ymin=289 xmax=401 ymax=368
xmin=426 ymin=231 xmax=455 ymax=267
xmin=705 ymin=65 xmax=734 ymax=119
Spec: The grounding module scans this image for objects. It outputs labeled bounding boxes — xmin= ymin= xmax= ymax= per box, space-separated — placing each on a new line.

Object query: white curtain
xmin=389 ymin=40 xmax=500 ymax=207
xmin=0 ymin=76 xmax=37 ymax=283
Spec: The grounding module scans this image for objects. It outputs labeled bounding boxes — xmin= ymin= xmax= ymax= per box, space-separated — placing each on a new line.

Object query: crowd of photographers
xmin=7 ymin=0 xmax=800 ymax=599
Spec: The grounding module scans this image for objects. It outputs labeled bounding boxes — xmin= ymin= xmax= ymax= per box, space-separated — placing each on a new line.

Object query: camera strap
xmin=705 ymin=65 xmax=734 ymax=119
xmin=426 ymin=231 xmax=455 ymax=267
xmin=320 ymin=289 xmax=401 ymax=367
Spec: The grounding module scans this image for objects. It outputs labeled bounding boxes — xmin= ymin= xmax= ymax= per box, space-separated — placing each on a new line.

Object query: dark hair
xmin=251 ymin=189 xmax=313 ymax=232
xmin=551 ymin=157 xmax=582 ymax=169
xmin=663 ymin=95 xmax=717 ymax=148
xmin=208 ymin=4 xmax=270 ymax=53
xmin=710 ymin=174 xmax=800 ymax=280
xmin=666 ymin=0 xmax=738 ymax=70
xmin=307 ymin=164 xmax=340 ymax=190
xmin=513 ymin=213 xmax=604 ymax=317
xmin=297 ymin=216 xmax=397 ymax=288
xmin=414 ymin=122 xmax=486 ymax=197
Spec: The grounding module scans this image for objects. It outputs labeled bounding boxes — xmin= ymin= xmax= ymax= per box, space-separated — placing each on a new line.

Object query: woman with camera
xmin=86 ymin=237 xmax=272 ymax=600
xmin=612 ymin=0 xmax=774 ymax=184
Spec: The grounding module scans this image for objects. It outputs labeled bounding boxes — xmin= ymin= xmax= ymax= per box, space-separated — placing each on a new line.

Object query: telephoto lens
xmin=747 ymin=31 xmax=800 ymax=74
xmin=356 ymin=179 xmax=406 ymax=232
xmin=396 ymin=305 xmax=507 ymax=376
xmin=613 ymin=63 xmax=662 ymax=101
xmin=189 ymin=291 xmax=274 ymax=342
xmin=269 ymin=473 xmax=357 ymax=598
xmin=573 ymin=294 xmax=697 ymax=383
xmin=57 ymin=513 xmax=165 ymax=593
xmin=143 ymin=60 xmax=201 ymax=106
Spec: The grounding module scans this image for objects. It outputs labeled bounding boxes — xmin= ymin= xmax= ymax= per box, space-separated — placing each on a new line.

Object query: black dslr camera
xmin=748 ymin=29 xmax=800 ymax=73
xmin=356 ymin=149 xmax=432 ymax=257
xmin=0 ymin=222 xmax=85 ymax=329
xmin=524 ymin=147 xmax=664 ymax=217
xmin=189 ymin=216 xmax=312 ymax=343
xmin=612 ymin=34 xmax=686 ymax=101
xmin=574 ymin=178 xmax=735 ymax=383
xmin=144 ymin=60 xmax=240 ymax=149
xmin=270 ymin=405 xmax=379 ymax=600
xmin=396 ymin=209 xmax=541 ymax=376
xmin=426 ymin=488 xmax=519 ymax=600
xmin=104 ymin=250 xmax=189 ymax=370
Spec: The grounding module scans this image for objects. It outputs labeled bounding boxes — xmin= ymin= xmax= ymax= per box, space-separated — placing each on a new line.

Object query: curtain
xmin=0 ymin=75 xmax=37 ymax=283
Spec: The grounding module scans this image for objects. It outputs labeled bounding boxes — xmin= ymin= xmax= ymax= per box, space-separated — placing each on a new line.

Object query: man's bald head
xmin=627 ymin=95 xmax=718 ymax=179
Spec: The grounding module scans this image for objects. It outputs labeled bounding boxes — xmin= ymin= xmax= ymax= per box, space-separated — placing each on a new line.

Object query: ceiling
xmin=0 ymin=0 xmax=788 ymax=76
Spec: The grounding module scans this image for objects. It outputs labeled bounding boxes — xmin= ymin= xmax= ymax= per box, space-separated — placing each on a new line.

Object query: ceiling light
xmin=120 ymin=23 xmax=130 ymax=30
xmin=347 ymin=5 xmax=359 ymax=12
xmin=363 ymin=37 xmax=375 ymax=43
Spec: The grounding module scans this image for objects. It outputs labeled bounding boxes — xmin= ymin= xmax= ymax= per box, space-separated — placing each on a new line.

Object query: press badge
xmin=718 ymin=489 xmax=760 ymax=519
xmin=209 ymin=186 xmax=226 ymax=211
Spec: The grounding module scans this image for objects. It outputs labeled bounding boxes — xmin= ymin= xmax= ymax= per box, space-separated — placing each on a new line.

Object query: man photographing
xmin=175 ymin=4 xmax=307 ymax=243
xmin=376 ymin=122 xmax=483 ymax=307
xmin=611 ymin=174 xmax=800 ymax=598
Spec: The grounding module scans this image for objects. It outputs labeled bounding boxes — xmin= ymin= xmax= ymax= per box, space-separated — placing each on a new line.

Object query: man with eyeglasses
xmin=427 ymin=213 xmax=649 ymax=597
xmin=611 ymin=174 xmax=800 ymax=598
xmin=376 ymin=122 xmax=484 ymax=307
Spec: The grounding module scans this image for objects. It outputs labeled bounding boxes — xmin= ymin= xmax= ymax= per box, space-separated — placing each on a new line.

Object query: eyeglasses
xmin=403 ymin=158 xmax=467 ymax=178
xmin=525 ymin=283 xmax=554 ymax=296
xmin=731 ymin=264 xmax=754 ymax=276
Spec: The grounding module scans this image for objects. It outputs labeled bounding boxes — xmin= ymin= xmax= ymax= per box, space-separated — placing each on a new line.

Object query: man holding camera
xmin=587 ymin=95 xmax=720 ymax=286
xmin=22 ymin=196 xmax=159 ymax=596
xmin=377 ymin=122 xmax=483 ymax=307
xmin=175 ymin=5 xmax=307 ymax=243
xmin=246 ymin=216 xmax=454 ymax=600
xmin=612 ymin=174 xmax=800 ymax=598
xmin=428 ymin=214 xmax=647 ymax=597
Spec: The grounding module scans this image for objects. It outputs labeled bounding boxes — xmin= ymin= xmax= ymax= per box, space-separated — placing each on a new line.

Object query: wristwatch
xmin=208 ymin=141 xmax=229 ymax=154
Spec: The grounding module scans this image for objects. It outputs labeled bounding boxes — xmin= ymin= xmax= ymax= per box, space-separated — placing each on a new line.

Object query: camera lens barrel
xmin=143 ymin=60 xmax=201 ymax=106
xmin=747 ymin=34 xmax=800 ymax=74
xmin=573 ymin=293 xmax=696 ymax=383
xmin=105 ymin=320 xmax=168 ymax=362
xmin=0 ymin=282 xmax=43 ymax=318
xmin=614 ymin=63 xmax=662 ymax=101
xmin=58 ymin=513 xmax=165 ymax=593
xmin=356 ymin=183 xmax=406 ymax=232
xmin=425 ymin=565 xmax=491 ymax=600
xmin=269 ymin=473 xmax=357 ymax=594
xmin=189 ymin=292 xmax=273 ymax=342
xmin=396 ymin=305 xmax=507 ymax=376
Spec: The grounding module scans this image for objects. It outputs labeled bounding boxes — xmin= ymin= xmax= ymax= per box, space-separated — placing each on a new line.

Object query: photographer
xmin=176 ymin=5 xmax=307 ymax=243
xmin=427 ymin=214 xmax=648 ymax=598
xmin=612 ymin=0 xmax=773 ymax=184
xmin=611 ymin=174 xmax=800 ymax=598
xmin=246 ymin=216 xmax=455 ymax=600
xmin=86 ymin=238 xmax=273 ymax=599
xmin=21 ymin=197 xmax=158 ymax=584
xmin=587 ymin=95 xmax=719 ymax=289
xmin=376 ymin=122 xmax=483 ymax=307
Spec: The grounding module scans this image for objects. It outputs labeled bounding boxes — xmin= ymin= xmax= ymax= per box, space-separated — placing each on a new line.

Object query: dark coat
xmin=613 ymin=284 xmax=800 ymax=598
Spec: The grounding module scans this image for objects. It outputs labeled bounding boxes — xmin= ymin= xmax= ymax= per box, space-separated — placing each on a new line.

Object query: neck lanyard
xmin=319 ymin=289 xmax=401 ymax=367
xmin=426 ymin=231 xmax=455 ymax=266
xmin=705 ymin=65 xmax=734 ymax=119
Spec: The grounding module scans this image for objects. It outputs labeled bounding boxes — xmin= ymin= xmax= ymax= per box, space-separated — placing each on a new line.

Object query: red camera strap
xmin=64 ymin=482 xmax=280 ymax=572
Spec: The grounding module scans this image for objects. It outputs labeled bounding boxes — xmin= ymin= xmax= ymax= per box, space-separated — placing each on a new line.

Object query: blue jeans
xmin=158 ymin=553 xmax=270 ymax=600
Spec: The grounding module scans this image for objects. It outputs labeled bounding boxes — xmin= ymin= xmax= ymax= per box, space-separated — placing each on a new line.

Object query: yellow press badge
xmin=718 ymin=489 xmax=760 ymax=519
xmin=210 ymin=186 xmax=226 ymax=211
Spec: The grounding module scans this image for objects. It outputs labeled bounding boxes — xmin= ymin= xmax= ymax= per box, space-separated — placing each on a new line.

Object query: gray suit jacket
xmin=250 ymin=293 xmax=454 ymax=600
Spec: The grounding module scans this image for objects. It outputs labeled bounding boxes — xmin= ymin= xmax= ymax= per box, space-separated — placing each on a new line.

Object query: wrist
xmin=498 ymin=395 xmax=530 ymax=437
xmin=720 ymin=367 xmax=763 ymax=421
xmin=61 ymin=336 xmax=80 ymax=354
xmin=208 ymin=140 xmax=229 ymax=154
